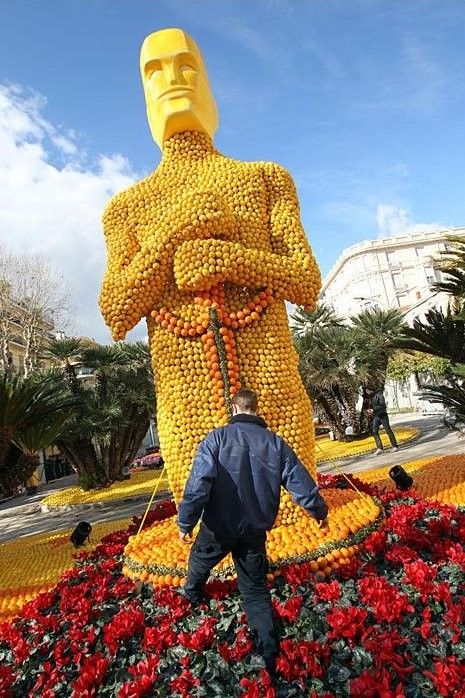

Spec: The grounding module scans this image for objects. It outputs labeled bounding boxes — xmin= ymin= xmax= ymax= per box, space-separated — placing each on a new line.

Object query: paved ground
xmin=0 ymin=413 xmax=462 ymax=544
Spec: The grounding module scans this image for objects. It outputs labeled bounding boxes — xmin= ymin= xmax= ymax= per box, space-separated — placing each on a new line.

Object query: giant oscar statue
xmin=100 ymin=28 xmax=380 ymax=584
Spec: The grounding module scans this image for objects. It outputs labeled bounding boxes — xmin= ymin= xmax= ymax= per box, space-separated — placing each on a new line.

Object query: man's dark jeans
xmin=372 ymin=413 xmax=398 ymax=449
xmin=184 ymin=523 xmax=278 ymax=663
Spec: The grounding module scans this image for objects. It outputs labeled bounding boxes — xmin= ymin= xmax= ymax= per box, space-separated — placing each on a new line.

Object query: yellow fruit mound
xmin=0 ymin=518 xmax=130 ymax=622
xmin=315 ymin=427 xmax=419 ymax=462
xmin=41 ymin=470 xmax=170 ymax=508
xmin=123 ymin=488 xmax=382 ymax=587
xmin=358 ymin=454 xmax=465 ymax=507
xmin=99 ymin=131 xmax=320 ymax=511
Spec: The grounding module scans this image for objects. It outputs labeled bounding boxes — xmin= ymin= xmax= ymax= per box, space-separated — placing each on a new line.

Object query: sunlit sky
xmin=1 ymin=0 xmax=464 ymax=341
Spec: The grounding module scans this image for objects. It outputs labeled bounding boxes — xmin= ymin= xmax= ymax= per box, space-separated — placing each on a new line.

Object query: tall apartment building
xmin=320 ymin=226 xmax=465 ymax=411
xmin=321 ymin=227 xmax=465 ymax=323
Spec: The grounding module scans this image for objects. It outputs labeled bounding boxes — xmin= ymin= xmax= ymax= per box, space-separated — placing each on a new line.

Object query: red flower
xmin=118 ymin=656 xmax=159 ymax=698
xmin=273 ymin=594 xmax=304 ymax=621
xmin=424 ymin=656 xmax=465 ymax=697
xmin=314 ymin=580 xmax=341 ymax=602
xmin=178 ymin=617 xmax=217 ymax=651
xmin=103 ymin=603 xmax=146 ymax=655
xmin=0 ymin=666 xmax=15 ymax=698
xmin=218 ymin=626 xmax=253 ymax=663
xmin=403 ymin=560 xmax=436 ymax=601
xmin=358 ymin=577 xmax=414 ymax=623
xmin=170 ymin=669 xmax=200 ymax=698
xmin=361 ymin=628 xmax=413 ymax=679
xmin=445 ymin=543 xmax=465 ymax=570
xmin=280 ymin=560 xmax=314 ymax=587
xmin=384 ymin=543 xmax=419 ymax=566
xmin=276 ymin=639 xmax=328 ymax=682
xmin=142 ymin=617 xmax=177 ymax=652
xmin=326 ymin=606 xmax=368 ymax=641
xmin=350 ymin=668 xmax=406 ymax=697
xmin=363 ymin=530 xmax=388 ymax=556
xmin=240 ymin=670 xmax=276 ymax=697
xmin=70 ymin=652 xmax=109 ymax=697
xmin=152 ymin=587 xmax=191 ymax=620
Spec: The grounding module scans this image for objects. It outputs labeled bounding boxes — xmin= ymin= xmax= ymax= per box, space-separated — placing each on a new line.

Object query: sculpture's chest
xmin=135 ymin=165 xmax=270 ymax=248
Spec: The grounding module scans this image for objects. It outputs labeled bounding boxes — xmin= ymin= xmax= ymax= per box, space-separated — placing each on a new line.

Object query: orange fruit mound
xmin=122 ymin=488 xmax=382 ymax=587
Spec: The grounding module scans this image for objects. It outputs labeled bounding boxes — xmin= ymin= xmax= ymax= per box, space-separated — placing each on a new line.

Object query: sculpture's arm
xmin=173 ymin=164 xmax=321 ymax=308
xmin=99 ymin=192 xmax=234 ymax=340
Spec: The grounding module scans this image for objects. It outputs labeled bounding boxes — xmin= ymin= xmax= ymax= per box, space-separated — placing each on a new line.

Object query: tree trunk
xmin=57 ymin=438 xmax=98 ymax=478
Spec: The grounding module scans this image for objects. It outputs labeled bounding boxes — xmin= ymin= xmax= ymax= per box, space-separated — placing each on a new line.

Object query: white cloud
xmin=376 ymin=204 xmax=443 ymax=238
xmin=0 ymin=82 xmax=147 ymax=343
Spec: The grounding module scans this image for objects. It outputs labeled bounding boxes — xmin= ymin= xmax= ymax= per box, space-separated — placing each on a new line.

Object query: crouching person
xmin=177 ymin=388 xmax=329 ymax=676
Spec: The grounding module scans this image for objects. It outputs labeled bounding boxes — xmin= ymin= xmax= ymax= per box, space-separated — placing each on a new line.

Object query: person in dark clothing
xmin=366 ymin=387 xmax=399 ymax=454
xmin=177 ymin=388 xmax=329 ymax=675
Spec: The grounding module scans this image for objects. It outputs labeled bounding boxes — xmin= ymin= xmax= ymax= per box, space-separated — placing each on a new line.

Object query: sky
xmin=1 ymin=0 xmax=464 ymax=342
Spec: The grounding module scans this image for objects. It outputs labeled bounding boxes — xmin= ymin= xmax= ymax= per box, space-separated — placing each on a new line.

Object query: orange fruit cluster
xmin=123 ymin=489 xmax=381 ymax=586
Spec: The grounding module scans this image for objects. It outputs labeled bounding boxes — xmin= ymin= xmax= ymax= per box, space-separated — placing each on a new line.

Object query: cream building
xmin=321 ymin=227 xmax=465 ymax=323
xmin=320 ymin=226 xmax=465 ymax=411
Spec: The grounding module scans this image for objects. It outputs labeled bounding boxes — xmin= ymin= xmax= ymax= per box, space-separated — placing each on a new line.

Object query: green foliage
xmin=0 ymin=369 xmax=76 ymax=496
xmin=294 ymin=307 xmax=405 ymax=438
xmin=387 ymin=352 xmax=450 ymax=382
xmin=432 ymin=235 xmax=465 ymax=302
xmin=54 ymin=341 xmax=155 ymax=487
xmin=399 ymin=307 xmax=465 ymax=364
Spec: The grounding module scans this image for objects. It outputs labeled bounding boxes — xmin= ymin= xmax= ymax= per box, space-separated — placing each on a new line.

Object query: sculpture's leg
xmin=235 ymin=302 xmax=316 ymax=526
xmin=148 ymin=324 xmax=226 ymax=504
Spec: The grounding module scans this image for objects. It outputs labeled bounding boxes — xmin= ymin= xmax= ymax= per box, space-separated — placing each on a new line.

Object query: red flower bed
xmin=1 ymin=482 xmax=464 ymax=697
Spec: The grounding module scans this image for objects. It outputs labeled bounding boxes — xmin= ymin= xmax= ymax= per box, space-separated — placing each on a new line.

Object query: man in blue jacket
xmin=177 ymin=388 xmax=328 ymax=675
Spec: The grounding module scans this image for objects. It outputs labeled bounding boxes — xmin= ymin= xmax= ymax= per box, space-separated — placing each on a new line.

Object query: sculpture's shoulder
xmin=255 ymin=160 xmax=295 ymax=185
xmin=102 ymin=172 xmax=159 ymax=224
xmin=218 ymin=155 xmax=294 ymax=187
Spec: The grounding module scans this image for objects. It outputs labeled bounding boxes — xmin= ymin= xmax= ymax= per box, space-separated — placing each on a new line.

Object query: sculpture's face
xmin=140 ymin=28 xmax=219 ymax=148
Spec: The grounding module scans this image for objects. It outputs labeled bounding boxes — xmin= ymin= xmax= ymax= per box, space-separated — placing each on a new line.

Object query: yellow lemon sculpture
xmin=100 ymin=28 xmax=381 ymax=584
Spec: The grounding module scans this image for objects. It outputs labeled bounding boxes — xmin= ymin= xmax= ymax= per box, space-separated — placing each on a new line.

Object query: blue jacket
xmin=177 ymin=414 xmax=328 ymax=537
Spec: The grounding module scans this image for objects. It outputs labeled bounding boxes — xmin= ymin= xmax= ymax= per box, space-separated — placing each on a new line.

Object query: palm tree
xmin=296 ymin=321 xmax=360 ymax=439
xmin=46 ymin=337 xmax=84 ymax=392
xmin=53 ymin=341 xmax=155 ymax=488
xmin=349 ymin=308 xmax=406 ymax=430
xmin=291 ymin=303 xmax=343 ymax=338
xmin=432 ymin=236 xmax=465 ymax=308
xmin=0 ymin=370 xmax=75 ymax=497
xmin=399 ymin=307 xmax=465 ymax=365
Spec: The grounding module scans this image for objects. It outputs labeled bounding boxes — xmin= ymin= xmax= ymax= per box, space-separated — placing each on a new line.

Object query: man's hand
xmin=317 ymin=518 xmax=329 ymax=531
xmin=179 ymin=529 xmax=194 ymax=544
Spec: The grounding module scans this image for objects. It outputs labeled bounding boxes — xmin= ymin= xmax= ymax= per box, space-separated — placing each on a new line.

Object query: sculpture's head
xmin=140 ymin=28 xmax=219 ymax=149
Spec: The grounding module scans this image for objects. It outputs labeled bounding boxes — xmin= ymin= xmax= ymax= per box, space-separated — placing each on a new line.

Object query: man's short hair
xmin=232 ymin=388 xmax=258 ymax=413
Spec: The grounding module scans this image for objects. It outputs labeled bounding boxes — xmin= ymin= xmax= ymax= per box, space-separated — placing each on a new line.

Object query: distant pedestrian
xmin=366 ymin=386 xmax=399 ymax=454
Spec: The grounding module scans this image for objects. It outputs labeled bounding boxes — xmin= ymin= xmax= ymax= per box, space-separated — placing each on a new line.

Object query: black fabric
xmin=372 ymin=413 xmax=398 ymax=449
xmin=184 ymin=523 xmax=278 ymax=663
xmin=371 ymin=391 xmax=387 ymax=416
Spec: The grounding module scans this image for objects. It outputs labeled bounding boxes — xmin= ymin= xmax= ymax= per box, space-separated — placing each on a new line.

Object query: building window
xmin=425 ymin=266 xmax=436 ymax=285
xmin=392 ymin=272 xmax=405 ymax=290
xmin=415 ymin=246 xmax=425 ymax=258
xmin=397 ymin=294 xmax=408 ymax=308
xmin=387 ymin=251 xmax=399 ymax=267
